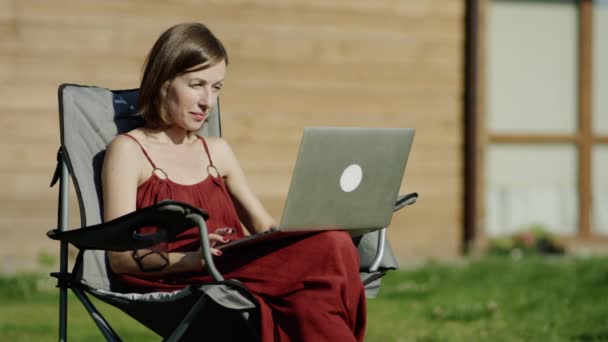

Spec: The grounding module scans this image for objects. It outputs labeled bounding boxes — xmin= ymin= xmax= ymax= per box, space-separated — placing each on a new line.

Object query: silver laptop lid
xmin=280 ymin=127 xmax=415 ymax=233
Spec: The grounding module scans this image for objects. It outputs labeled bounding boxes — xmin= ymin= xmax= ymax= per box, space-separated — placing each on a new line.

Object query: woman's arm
xmin=210 ymin=138 xmax=277 ymax=234
xmin=102 ymin=135 xmax=224 ymax=276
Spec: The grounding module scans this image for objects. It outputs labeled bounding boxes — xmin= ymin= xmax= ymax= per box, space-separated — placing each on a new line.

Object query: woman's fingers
xmin=202 ymin=230 xmax=233 ymax=257
xmin=208 ymin=233 xmax=230 ymax=248
xmin=214 ymin=227 xmax=234 ymax=236
xmin=196 ymin=245 xmax=223 ymax=258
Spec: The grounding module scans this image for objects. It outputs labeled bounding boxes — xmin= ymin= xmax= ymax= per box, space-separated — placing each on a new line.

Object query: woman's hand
xmin=208 ymin=228 xmax=233 ymax=254
xmin=211 ymin=227 xmax=234 ymax=248
xmin=187 ymin=227 xmax=234 ymax=270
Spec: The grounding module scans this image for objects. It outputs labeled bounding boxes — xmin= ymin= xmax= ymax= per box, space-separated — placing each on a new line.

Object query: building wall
xmin=0 ymin=0 xmax=464 ymax=271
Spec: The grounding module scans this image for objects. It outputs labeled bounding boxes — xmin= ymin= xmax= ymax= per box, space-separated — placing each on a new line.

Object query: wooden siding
xmin=0 ymin=0 xmax=464 ymax=271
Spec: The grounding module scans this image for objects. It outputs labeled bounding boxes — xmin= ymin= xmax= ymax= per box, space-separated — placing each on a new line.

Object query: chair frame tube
xmin=57 ymin=158 xmax=69 ymax=341
xmin=189 ymin=214 xmax=223 ymax=282
xmin=165 ymin=293 xmax=209 ymax=342
xmin=56 ymin=155 xmax=120 ymax=341
xmin=368 ymin=228 xmax=387 ymax=273
xmin=72 ymin=288 xmax=121 ymax=341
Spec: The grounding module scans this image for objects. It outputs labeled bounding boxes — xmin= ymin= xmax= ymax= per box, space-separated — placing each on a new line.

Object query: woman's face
xmin=165 ymin=60 xmax=226 ymax=132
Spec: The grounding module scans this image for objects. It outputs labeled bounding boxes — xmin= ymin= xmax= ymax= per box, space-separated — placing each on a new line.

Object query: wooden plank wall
xmin=0 ymin=0 xmax=464 ymax=271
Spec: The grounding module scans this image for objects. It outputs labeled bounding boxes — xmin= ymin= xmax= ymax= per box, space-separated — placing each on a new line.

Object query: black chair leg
xmin=166 ymin=294 xmax=209 ymax=342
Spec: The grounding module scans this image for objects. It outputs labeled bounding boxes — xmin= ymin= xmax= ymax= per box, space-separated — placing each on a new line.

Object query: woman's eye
xmin=190 ymin=83 xmax=202 ymax=88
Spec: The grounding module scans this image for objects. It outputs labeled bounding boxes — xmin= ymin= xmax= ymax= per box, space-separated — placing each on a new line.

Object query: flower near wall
xmin=488 ymin=224 xmax=566 ymax=257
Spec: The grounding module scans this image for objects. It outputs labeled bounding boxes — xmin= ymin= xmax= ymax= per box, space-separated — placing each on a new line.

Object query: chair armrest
xmin=358 ymin=192 xmax=419 ymax=274
xmin=47 ymin=200 xmax=209 ymax=252
xmin=394 ymin=192 xmax=418 ymax=212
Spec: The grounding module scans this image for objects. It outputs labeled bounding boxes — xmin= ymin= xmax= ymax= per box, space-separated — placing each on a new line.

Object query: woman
xmin=102 ymin=22 xmax=365 ymax=341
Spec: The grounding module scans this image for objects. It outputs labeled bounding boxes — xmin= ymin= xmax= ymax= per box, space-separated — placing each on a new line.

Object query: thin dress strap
xmin=121 ymin=133 xmax=158 ymax=169
xmin=197 ymin=135 xmax=215 ymax=166
xmin=197 ymin=135 xmax=221 ymax=179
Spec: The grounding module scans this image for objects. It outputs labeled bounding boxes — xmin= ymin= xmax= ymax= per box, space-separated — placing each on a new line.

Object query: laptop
xmin=218 ymin=127 xmax=415 ymax=250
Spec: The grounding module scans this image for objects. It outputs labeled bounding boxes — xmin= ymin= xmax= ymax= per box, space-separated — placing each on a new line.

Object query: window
xmin=485 ymin=0 xmax=608 ymax=239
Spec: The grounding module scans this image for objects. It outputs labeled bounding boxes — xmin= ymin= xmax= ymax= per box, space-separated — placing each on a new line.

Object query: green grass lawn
xmin=1 ymin=256 xmax=607 ymax=341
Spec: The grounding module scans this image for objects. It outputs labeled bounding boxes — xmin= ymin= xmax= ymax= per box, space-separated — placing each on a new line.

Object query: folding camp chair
xmin=47 ymin=84 xmax=417 ymax=341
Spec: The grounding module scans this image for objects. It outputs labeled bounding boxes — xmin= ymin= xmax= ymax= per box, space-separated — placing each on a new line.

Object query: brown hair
xmin=137 ymin=23 xmax=228 ymax=128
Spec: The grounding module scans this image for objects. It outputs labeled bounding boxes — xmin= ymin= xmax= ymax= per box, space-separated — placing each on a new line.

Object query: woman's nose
xmin=198 ymin=89 xmax=211 ymax=107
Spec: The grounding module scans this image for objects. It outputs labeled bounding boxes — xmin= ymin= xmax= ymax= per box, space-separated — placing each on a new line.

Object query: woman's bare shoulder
xmin=103 ymin=132 xmax=146 ymax=184
xmin=202 ymin=136 xmax=231 ymax=152
xmin=106 ymin=131 xmax=145 ymax=162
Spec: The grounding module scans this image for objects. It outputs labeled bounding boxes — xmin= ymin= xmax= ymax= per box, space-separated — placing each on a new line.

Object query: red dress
xmin=113 ymin=134 xmax=366 ymax=341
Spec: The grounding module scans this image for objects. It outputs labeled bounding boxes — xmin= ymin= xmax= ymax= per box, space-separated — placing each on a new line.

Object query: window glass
xmin=486 ymin=144 xmax=578 ymax=236
xmin=593 ymin=1 xmax=608 ymax=134
xmin=592 ymin=145 xmax=608 ymax=235
xmin=488 ymin=0 xmax=578 ymax=134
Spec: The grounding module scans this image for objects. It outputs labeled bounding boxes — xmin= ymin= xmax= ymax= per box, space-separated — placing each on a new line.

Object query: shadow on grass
xmin=572 ymin=330 xmax=608 ymax=341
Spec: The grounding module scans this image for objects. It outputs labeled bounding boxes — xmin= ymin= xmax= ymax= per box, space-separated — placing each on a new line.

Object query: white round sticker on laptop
xmin=340 ymin=164 xmax=363 ymax=192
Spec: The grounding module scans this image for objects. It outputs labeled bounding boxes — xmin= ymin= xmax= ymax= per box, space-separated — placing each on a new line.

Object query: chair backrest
xmin=59 ymin=84 xmax=221 ymax=290
xmin=60 ymin=84 xmax=222 ymax=227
